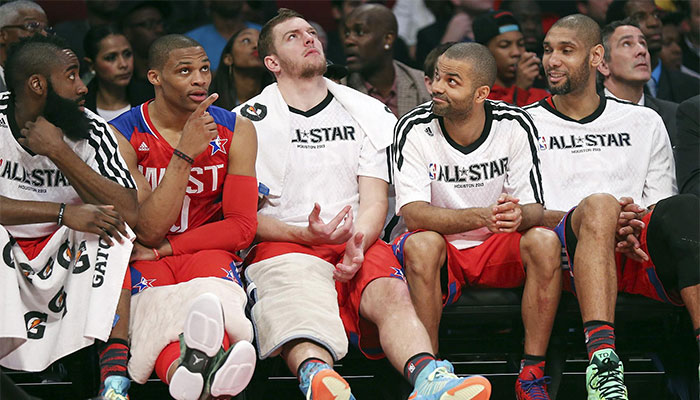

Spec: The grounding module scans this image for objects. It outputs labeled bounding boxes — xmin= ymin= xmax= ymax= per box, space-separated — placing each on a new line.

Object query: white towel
xmin=0 ymin=225 xmax=132 ymax=372
xmin=233 ymin=78 xmax=396 ymax=197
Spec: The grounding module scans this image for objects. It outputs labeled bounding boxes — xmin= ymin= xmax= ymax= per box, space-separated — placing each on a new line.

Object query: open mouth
xmin=188 ymin=92 xmax=208 ymax=102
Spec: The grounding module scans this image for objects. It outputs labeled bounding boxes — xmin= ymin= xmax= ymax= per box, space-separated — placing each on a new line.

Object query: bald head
xmin=348 ymin=4 xmax=398 ymax=35
xmin=148 ymin=34 xmax=203 ymax=70
xmin=442 ymin=42 xmax=497 ymax=88
xmin=550 ymin=14 xmax=602 ymax=49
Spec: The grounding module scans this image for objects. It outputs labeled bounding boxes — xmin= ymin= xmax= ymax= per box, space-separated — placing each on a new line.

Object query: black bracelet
xmin=57 ymin=203 xmax=66 ymax=226
xmin=173 ymin=149 xmax=194 ymax=164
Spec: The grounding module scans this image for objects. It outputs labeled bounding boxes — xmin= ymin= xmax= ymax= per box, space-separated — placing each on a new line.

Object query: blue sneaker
xmin=100 ymin=375 xmax=130 ymax=400
xmin=298 ymin=362 xmax=355 ymax=400
xmin=408 ymin=360 xmax=491 ymax=400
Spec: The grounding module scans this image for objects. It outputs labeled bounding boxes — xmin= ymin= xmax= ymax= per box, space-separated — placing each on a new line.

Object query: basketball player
xmin=392 ymin=42 xmax=562 ymax=400
xmin=525 ymin=14 xmax=699 ymax=400
xmin=111 ymin=35 xmax=258 ymax=400
xmin=235 ymin=9 xmax=491 ymax=400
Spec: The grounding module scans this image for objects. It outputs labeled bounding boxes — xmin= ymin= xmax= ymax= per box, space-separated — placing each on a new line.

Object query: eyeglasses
xmin=1 ymin=20 xmax=53 ymax=34
xmin=128 ymin=19 xmax=164 ymax=30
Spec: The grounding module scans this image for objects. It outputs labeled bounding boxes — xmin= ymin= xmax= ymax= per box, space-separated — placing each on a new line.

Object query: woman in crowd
xmin=210 ymin=27 xmax=271 ymax=110
xmin=83 ymin=25 xmax=140 ymax=121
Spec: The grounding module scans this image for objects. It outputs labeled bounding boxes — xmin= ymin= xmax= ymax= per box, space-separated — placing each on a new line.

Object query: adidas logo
xmin=424 ymin=127 xmax=433 ymax=136
xmin=138 ymin=142 xmax=150 ymax=152
xmin=0 ymin=118 xmax=7 ymax=128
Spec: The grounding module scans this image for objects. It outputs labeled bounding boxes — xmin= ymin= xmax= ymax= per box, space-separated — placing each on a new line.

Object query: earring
xmin=384 ymin=44 xmax=390 ymax=50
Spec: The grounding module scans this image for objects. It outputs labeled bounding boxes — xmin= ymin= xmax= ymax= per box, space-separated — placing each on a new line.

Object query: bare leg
xmin=402 ymin=231 xmax=447 ymax=353
xmin=359 ymin=278 xmax=434 ymax=371
xmin=569 ymin=193 xmax=621 ymax=323
xmin=282 ymin=340 xmax=334 ymax=377
xmin=520 ymin=228 xmax=562 ymax=356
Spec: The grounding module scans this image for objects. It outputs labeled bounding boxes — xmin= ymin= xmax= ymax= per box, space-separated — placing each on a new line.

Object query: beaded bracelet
xmin=173 ymin=149 xmax=194 ymax=164
xmin=57 ymin=203 xmax=66 ymax=226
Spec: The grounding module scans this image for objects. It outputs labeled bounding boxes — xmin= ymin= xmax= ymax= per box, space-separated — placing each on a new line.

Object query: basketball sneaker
xmin=100 ymin=375 xmax=130 ymax=400
xmin=585 ymin=349 xmax=628 ymax=400
xmin=515 ymin=372 xmax=551 ymax=400
xmin=408 ymin=360 xmax=491 ymax=400
xmin=299 ymin=362 xmax=355 ymax=400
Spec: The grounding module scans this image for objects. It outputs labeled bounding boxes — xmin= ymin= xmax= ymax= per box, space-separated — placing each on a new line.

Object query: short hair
xmin=258 ymin=8 xmax=304 ymax=60
xmin=423 ymin=42 xmax=454 ymax=77
xmin=600 ymin=17 xmax=640 ymax=62
xmin=347 ymin=4 xmax=398 ymax=36
xmin=441 ymin=42 xmax=497 ymax=88
xmin=549 ymin=14 xmax=602 ymax=48
xmin=83 ymin=24 xmax=124 ymax=60
xmin=0 ymin=1 xmax=45 ymax=29
xmin=148 ymin=34 xmax=202 ymax=70
xmin=5 ymin=34 xmax=70 ymax=92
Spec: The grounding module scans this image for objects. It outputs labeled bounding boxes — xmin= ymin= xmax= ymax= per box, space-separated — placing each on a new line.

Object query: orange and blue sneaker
xmin=299 ymin=362 xmax=355 ymax=400
xmin=515 ymin=372 xmax=551 ymax=400
xmin=408 ymin=360 xmax=491 ymax=400
xmin=100 ymin=375 xmax=130 ymax=400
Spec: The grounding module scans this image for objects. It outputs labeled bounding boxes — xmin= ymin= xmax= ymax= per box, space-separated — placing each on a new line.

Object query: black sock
xmin=404 ymin=352 xmax=436 ymax=387
xmin=98 ymin=339 xmax=128 ymax=389
xmin=583 ymin=320 xmax=615 ymax=360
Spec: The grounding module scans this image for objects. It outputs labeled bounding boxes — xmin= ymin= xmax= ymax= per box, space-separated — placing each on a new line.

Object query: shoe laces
xmin=589 ymin=357 xmax=626 ymax=399
xmin=518 ymin=374 xmax=551 ymax=400
xmin=426 ymin=366 xmax=458 ymax=382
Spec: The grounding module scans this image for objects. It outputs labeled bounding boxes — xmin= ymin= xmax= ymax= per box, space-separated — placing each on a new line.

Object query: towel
xmin=233 ymin=78 xmax=396 ymax=197
xmin=0 ymin=225 xmax=132 ymax=371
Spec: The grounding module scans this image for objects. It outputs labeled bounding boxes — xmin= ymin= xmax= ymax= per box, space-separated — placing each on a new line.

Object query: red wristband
xmin=152 ymin=248 xmax=160 ymax=260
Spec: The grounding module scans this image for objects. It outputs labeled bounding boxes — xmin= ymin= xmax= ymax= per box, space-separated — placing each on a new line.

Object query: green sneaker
xmin=200 ymin=340 xmax=256 ymax=399
xmin=585 ymin=349 xmax=628 ymax=400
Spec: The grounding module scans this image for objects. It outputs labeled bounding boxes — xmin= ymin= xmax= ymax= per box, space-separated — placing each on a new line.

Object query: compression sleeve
xmin=168 ymin=174 xmax=258 ymax=255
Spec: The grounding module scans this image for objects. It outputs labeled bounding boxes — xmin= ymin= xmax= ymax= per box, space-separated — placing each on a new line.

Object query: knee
xmin=521 ymin=228 xmax=562 ymax=275
xmin=403 ymin=231 xmax=446 ymax=279
xmin=576 ymin=193 xmax=620 ymax=228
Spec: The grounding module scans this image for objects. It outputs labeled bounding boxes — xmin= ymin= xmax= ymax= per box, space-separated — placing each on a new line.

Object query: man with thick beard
xmin=0 ymin=35 xmax=137 ymax=400
xmin=525 ymin=14 xmax=699 ymax=400
xmin=234 ymin=9 xmax=491 ymax=400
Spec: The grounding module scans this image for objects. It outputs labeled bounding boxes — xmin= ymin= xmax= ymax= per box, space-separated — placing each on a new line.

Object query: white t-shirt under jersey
xmin=525 ymin=95 xmax=677 ymax=211
xmin=258 ymin=93 xmax=389 ymax=226
xmin=393 ymin=100 xmax=544 ymax=249
xmin=0 ymin=92 xmax=136 ymax=238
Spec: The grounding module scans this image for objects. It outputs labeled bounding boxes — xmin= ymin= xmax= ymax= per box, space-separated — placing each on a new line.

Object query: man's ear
xmin=384 ymin=32 xmax=395 ymax=50
xmin=264 ymin=55 xmax=280 ymax=74
xmin=598 ymin=58 xmax=610 ymax=78
xmin=590 ymin=43 xmax=605 ymax=68
xmin=28 ymin=74 xmax=47 ymax=96
xmin=474 ymin=85 xmax=491 ymax=104
xmin=147 ymin=69 xmax=160 ymax=86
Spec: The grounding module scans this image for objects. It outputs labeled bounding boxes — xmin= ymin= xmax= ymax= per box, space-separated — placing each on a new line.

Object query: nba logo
xmin=428 ymin=163 xmax=438 ymax=180
xmin=538 ymin=136 xmax=547 ymax=150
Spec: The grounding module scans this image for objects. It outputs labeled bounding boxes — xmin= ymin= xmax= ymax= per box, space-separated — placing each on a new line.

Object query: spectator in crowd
xmin=327 ymin=0 xmax=371 ymax=65
xmin=422 ymin=41 xmax=454 ymax=92
xmin=344 ymin=4 xmax=430 ymax=118
xmin=416 ymin=0 xmax=494 ymax=67
xmin=235 ymin=8 xmax=492 ymax=400
xmin=110 ymin=34 xmax=258 ymax=400
xmin=120 ymin=0 xmax=168 ymax=103
xmin=598 ymin=18 xmax=678 ymax=145
xmin=528 ymin=14 xmax=699 ymax=400
xmin=392 ymin=0 xmax=435 ymax=60
xmin=0 ymin=35 xmax=137 ymax=400
xmin=54 ymin=0 xmax=121 ymax=77
xmin=473 ymin=10 xmax=549 ymax=107
xmin=675 ymin=95 xmax=699 ymax=196
xmin=606 ymin=0 xmax=699 ymax=102
xmin=393 ymin=42 xmax=562 ymax=400
xmin=83 ymin=25 xmax=141 ymax=121
xmin=576 ymin=0 xmax=614 ymax=26
xmin=209 ymin=27 xmax=271 ymax=110
xmin=659 ymin=13 xmax=686 ymax=73
xmin=679 ymin=0 xmax=700 ymax=77
xmin=500 ymin=0 xmax=544 ymax=56
xmin=185 ymin=0 xmax=262 ymax=74
xmin=0 ymin=0 xmax=49 ymax=91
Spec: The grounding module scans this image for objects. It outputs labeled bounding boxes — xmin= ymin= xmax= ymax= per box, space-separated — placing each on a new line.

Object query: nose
xmin=76 ymin=80 xmax=88 ymax=96
xmin=510 ymin=43 xmax=523 ymax=59
xmin=303 ymin=31 xmax=315 ymax=47
xmin=543 ymin=53 xmax=559 ymax=70
xmin=431 ymin=77 xmax=445 ymax=94
xmin=192 ymin=69 xmax=208 ymax=87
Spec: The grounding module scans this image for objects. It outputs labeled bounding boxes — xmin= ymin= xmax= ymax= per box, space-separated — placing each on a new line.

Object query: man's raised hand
xmin=305 ymin=203 xmax=354 ymax=244
xmin=334 ymin=232 xmax=364 ymax=282
xmin=18 ymin=116 xmax=67 ymax=158
xmin=176 ymin=93 xmax=219 ymax=159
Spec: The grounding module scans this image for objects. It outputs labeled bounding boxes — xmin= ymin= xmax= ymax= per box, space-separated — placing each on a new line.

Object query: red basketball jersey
xmin=111 ymin=101 xmax=236 ymax=236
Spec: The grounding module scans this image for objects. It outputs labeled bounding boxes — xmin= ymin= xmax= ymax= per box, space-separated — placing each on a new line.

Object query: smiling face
xmin=93 ymin=34 xmax=134 ymax=88
xmin=267 ymin=17 xmax=326 ymax=79
xmin=152 ymin=46 xmax=211 ymax=112
xmin=602 ymin=25 xmax=650 ymax=84
xmin=543 ymin=27 xmax=594 ymax=95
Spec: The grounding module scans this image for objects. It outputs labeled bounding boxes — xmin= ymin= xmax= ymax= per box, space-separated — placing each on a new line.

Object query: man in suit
xmin=606 ymin=0 xmax=699 ymax=103
xmin=598 ymin=18 xmax=678 ymax=145
xmin=343 ymin=4 xmax=430 ymax=119
xmin=675 ymin=96 xmax=699 ymax=196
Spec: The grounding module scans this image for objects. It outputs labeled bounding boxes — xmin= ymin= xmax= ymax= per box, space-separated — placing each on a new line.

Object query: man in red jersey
xmin=111 ymin=34 xmax=258 ymax=400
